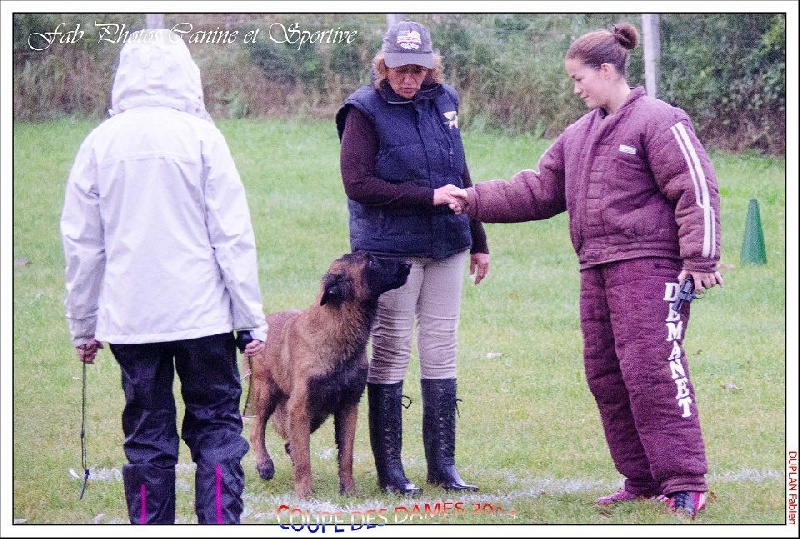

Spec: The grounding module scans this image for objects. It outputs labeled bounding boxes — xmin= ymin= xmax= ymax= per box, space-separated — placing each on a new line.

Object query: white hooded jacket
xmin=61 ymin=29 xmax=267 ymax=345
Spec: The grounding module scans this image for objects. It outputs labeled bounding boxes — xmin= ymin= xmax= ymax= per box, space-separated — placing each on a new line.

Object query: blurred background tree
xmin=12 ymin=12 xmax=786 ymax=155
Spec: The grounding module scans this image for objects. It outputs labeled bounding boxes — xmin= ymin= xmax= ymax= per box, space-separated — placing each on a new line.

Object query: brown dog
xmin=244 ymin=251 xmax=411 ymax=497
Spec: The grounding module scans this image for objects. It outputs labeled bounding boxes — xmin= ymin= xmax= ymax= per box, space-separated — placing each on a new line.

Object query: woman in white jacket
xmin=60 ymin=28 xmax=267 ymax=524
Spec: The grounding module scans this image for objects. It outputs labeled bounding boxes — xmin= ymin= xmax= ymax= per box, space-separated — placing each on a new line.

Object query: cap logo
xmin=396 ymin=30 xmax=422 ymax=50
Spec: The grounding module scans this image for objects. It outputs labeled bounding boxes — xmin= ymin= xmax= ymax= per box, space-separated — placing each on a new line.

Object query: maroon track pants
xmin=580 ymin=257 xmax=708 ymax=496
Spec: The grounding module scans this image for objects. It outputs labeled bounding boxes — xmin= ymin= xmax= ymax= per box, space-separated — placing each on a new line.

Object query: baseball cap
xmin=382 ymin=19 xmax=434 ymax=69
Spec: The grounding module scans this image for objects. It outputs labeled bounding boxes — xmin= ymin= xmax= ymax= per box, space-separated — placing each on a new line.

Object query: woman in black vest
xmin=336 ymin=19 xmax=489 ymax=494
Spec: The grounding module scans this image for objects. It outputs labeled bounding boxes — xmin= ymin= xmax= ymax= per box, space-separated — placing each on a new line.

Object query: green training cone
xmin=740 ymin=198 xmax=767 ymax=265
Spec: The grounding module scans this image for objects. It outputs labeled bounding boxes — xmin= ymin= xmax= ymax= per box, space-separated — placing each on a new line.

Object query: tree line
xmin=12 ymin=12 xmax=786 ymax=155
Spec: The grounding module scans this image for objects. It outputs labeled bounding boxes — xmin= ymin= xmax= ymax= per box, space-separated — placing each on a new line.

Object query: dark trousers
xmin=111 ymin=333 xmax=248 ymax=524
xmin=580 ymin=258 xmax=708 ymax=496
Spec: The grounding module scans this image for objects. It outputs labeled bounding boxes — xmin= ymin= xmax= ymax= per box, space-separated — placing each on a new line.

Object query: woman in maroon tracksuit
xmin=444 ymin=22 xmax=723 ymax=519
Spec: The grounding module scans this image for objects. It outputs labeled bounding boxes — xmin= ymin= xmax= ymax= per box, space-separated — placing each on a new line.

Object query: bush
xmin=659 ymin=13 xmax=786 ymax=154
xmin=11 ymin=12 xmax=787 ymax=154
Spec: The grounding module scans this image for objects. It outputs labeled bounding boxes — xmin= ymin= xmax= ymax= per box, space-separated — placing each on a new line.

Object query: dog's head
xmin=320 ymin=252 xmax=411 ymax=307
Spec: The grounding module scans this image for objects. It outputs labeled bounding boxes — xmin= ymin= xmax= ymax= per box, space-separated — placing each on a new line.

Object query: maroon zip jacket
xmin=463 ymin=87 xmax=720 ymax=272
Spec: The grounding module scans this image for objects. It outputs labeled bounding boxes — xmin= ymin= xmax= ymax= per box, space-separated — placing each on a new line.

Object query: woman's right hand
xmin=678 ymin=269 xmax=724 ymax=292
xmin=433 ymin=184 xmax=469 ymax=213
xmin=76 ymin=338 xmax=104 ymax=364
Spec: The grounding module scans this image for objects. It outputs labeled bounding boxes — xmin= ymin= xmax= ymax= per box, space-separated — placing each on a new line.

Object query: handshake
xmin=433 ymin=184 xmax=470 ymax=215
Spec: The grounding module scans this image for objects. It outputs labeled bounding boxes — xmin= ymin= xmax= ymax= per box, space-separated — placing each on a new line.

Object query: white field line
xmin=69 ymin=465 xmax=782 ymax=523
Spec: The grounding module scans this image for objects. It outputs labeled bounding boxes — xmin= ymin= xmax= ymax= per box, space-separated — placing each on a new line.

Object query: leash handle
xmin=79 ymin=469 xmax=89 ymax=500
xmin=79 ymin=361 xmax=90 ymax=499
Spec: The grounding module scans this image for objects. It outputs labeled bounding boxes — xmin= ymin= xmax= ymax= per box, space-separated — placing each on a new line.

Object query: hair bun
xmin=612 ymin=22 xmax=639 ymax=50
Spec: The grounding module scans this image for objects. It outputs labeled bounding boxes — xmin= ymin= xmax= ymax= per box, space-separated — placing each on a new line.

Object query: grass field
xmin=8 ymin=117 xmax=791 ymax=533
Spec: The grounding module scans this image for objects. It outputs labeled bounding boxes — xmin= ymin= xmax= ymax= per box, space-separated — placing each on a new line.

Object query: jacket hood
xmin=109 ymin=29 xmax=211 ymax=122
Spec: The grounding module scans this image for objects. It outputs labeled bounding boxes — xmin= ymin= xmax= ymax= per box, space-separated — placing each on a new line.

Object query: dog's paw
xmin=295 ymin=485 xmax=313 ymax=498
xmin=256 ymin=459 xmax=275 ymax=481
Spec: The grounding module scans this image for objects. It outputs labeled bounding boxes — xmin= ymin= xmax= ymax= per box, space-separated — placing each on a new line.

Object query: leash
xmin=79 ymin=361 xmax=90 ymax=499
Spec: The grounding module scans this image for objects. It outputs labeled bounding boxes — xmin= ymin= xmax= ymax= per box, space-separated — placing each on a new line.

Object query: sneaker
xmin=668 ymin=491 xmax=707 ymax=518
xmin=595 ymin=489 xmax=660 ymax=506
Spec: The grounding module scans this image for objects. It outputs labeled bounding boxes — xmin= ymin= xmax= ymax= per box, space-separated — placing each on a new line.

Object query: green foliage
xmin=249 ymin=28 xmax=323 ymax=86
xmin=12 ymin=13 xmax=145 ymax=121
xmin=12 ymin=13 xmax=786 ymax=153
xmin=660 ymin=13 xmax=786 ymax=153
xmin=11 ymin=118 xmax=787 ymax=527
xmin=248 ymin=16 xmax=377 ymax=88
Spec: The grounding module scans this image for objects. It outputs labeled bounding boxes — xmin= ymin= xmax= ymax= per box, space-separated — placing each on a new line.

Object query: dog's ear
xmin=320 ymin=274 xmax=353 ymax=306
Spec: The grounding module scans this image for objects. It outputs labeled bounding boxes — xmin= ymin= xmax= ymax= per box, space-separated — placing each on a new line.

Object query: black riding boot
xmin=421 ymin=378 xmax=479 ymax=491
xmin=367 ymin=382 xmax=421 ymax=495
xmin=122 ymin=463 xmax=176 ymax=524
